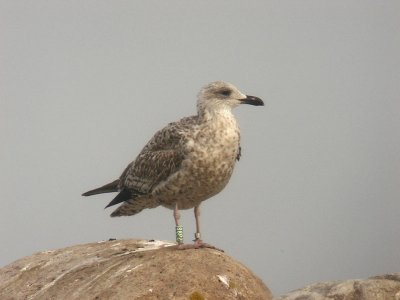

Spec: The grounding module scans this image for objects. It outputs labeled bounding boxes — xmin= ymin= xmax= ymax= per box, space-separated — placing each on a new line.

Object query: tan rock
xmin=0 ymin=239 xmax=272 ymax=300
xmin=275 ymin=273 xmax=400 ymax=300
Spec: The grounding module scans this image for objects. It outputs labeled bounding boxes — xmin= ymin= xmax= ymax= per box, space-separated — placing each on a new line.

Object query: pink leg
xmin=174 ymin=203 xmax=183 ymax=244
xmin=194 ymin=205 xmax=201 ymax=241
xmin=173 ymin=203 xmax=181 ymax=227
xmin=175 ymin=205 xmax=223 ymax=252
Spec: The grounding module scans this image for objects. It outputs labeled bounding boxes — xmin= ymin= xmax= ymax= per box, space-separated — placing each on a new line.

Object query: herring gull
xmin=82 ymin=81 xmax=264 ymax=249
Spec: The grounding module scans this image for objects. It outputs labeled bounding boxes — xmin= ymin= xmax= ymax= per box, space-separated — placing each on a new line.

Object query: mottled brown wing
xmin=119 ymin=116 xmax=196 ymax=194
xmin=122 ymin=149 xmax=184 ymax=194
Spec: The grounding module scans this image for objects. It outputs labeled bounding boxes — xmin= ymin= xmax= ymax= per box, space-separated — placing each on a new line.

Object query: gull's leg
xmin=174 ymin=203 xmax=183 ymax=244
xmin=194 ymin=205 xmax=202 ymax=242
xmin=176 ymin=205 xmax=223 ymax=251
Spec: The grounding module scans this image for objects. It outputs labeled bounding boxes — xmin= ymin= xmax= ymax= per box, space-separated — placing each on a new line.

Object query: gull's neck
xmin=198 ymin=105 xmax=235 ymax=123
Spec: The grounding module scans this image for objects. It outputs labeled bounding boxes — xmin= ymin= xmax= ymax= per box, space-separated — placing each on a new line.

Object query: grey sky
xmin=1 ymin=1 xmax=399 ymax=295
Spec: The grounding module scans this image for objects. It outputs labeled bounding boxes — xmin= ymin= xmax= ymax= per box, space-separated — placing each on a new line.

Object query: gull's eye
xmin=220 ymin=89 xmax=231 ymax=97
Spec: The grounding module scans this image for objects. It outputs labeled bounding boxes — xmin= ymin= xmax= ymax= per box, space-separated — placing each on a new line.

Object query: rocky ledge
xmin=0 ymin=239 xmax=271 ymax=300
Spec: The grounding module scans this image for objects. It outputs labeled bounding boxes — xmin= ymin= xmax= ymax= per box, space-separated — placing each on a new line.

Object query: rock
xmin=275 ymin=273 xmax=400 ymax=300
xmin=0 ymin=239 xmax=272 ymax=300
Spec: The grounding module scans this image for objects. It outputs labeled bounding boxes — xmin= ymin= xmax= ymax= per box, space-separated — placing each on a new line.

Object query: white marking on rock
xmin=21 ymin=263 xmax=31 ymax=272
xmin=217 ymin=274 xmax=230 ymax=287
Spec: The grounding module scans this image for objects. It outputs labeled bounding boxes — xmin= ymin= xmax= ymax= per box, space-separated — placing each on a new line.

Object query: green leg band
xmin=176 ymin=225 xmax=183 ymax=244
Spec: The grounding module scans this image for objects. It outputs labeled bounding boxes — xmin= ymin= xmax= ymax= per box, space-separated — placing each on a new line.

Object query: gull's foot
xmin=176 ymin=239 xmax=224 ymax=252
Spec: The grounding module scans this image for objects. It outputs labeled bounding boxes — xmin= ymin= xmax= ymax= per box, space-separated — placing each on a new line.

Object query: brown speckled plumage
xmin=82 ymin=81 xmax=263 ymax=246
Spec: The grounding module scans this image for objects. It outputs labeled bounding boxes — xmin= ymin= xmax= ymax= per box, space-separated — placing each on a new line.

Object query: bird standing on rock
xmin=82 ymin=81 xmax=264 ymax=249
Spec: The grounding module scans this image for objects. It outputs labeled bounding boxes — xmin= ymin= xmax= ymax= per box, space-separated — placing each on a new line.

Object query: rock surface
xmin=275 ymin=273 xmax=400 ymax=300
xmin=0 ymin=239 xmax=272 ymax=300
xmin=1 ymin=239 xmax=398 ymax=300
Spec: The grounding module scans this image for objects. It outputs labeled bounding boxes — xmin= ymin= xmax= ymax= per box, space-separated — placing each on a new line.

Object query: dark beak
xmin=240 ymin=95 xmax=264 ymax=106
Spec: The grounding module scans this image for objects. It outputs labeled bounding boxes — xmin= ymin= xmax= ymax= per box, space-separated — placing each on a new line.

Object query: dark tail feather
xmin=105 ymin=189 xmax=131 ymax=208
xmin=82 ymin=179 xmax=119 ymax=196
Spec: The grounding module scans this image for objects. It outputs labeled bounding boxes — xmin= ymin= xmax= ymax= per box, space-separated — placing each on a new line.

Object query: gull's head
xmin=197 ymin=81 xmax=264 ymax=116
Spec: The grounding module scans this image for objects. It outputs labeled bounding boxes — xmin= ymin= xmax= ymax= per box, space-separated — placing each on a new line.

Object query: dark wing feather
xmin=105 ymin=189 xmax=132 ymax=208
xmin=82 ymin=179 xmax=119 ymax=196
xmin=236 ymin=145 xmax=241 ymax=161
